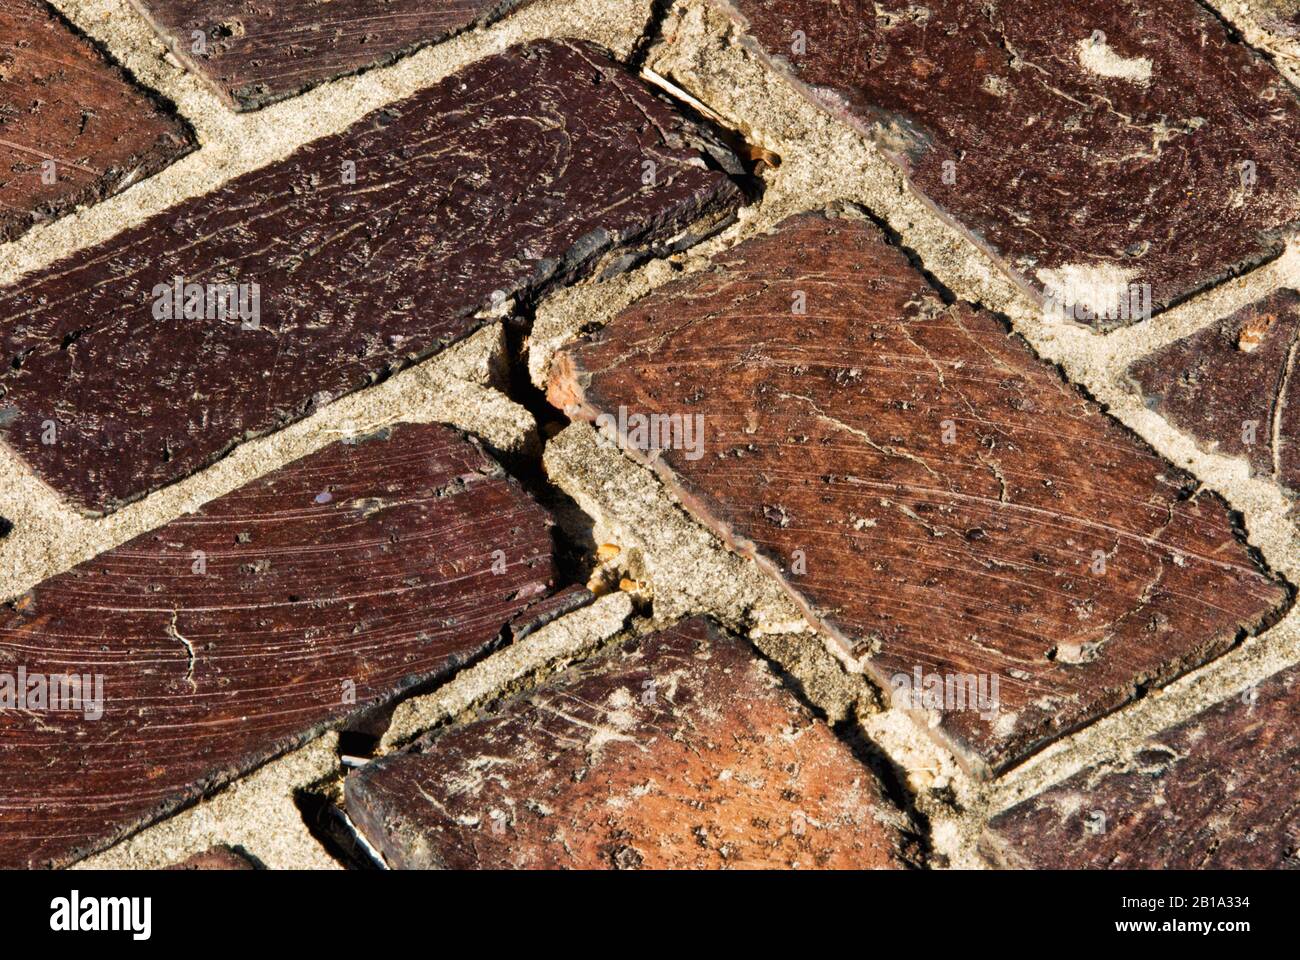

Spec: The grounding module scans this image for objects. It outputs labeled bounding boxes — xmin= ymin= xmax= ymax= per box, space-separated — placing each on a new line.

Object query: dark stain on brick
xmin=983 ymin=662 xmax=1300 ymax=868
xmin=548 ymin=209 xmax=1291 ymax=775
xmin=0 ymin=39 xmax=742 ymax=515
xmin=346 ymin=616 xmax=914 ymax=869
xmin=712 ymin=0 xmax=1300 ymax=322
xmin=128 ymin=0 xmax=534 ymax=111
xmin=1128 ymin=289 xmax=1300 ymax=496
xmin=0 ymin=423 xmax=559 ymax=868
xmin=0 ymin=0 xmax=192 ymax=243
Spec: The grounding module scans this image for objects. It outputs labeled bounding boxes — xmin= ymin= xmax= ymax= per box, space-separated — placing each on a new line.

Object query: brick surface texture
xmin=0 ymin=39 xmax=740 ymax=515
xmin=550 ymin=209 xmax=1290 ymax=774
xmin=1129 ymin=289 xmax=1300 ymax=494
xmin=982 ymin=662 xmax=1300 ymax=868
xmin=128 ymin=0 xmax=534 ymax=110
xmin=714 ymin=0 xmax=1300 ymax=320
xmin=0 ymin=423 xmax=556 ymax=868
xmin=0 ymin=0 xmax=192 ymax=243
xmin=346 ymin=617 xmax=914 ymax=869
xmin=3 ymin=0 xmax=1300 ymax=875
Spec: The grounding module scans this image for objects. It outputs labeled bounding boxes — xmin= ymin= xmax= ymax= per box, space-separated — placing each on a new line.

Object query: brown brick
xmin=0 ymin=423 xmax=559 ymax=868
xmin=345 ymin=617 xmax=913 ymax=869
xmin=548 ymin=209 xmax=1290 ymax=775
xmin=712 ymin=0 xmax=1300 ymax=321
xmin=0 ymin=39 xmax=741 ymax=515
xmin=167 ymin=845 xmax=257 ymax=869
xmin=982 ymin=663 xmax=1300 ymax=868
xmin=1127 ymin=289 xmax=1300 ymax=496
xmin=128 ymin=0 xmax=533 ymax=111
xmin=0 ymin=0 xmax=192 ymax=243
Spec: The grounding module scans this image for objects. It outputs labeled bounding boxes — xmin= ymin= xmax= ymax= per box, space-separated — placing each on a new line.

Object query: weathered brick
xmin=128 ymin=0 xmax=533 ymax=110
xmin=167 ymin=845 xmax=257 ymax=869
xmin=0 ymin=423 xmax=558 ymax=868
xmin=982 ymin=663 xmax=1300 ymax=868
xmin=0 ymin=39 xmax=741 ymax=515
xmin=346 ymin=617 xmax=913 ymax=869
xmin=1127 ymin=289 xmax=1300 ymax=496
xmin=548 ymin=209 xmax=1290 ymax=775
xmin=712 ymin=0 xmax=1300 ymax=321
xmin=0 ymin=0 xmax=192 ymax=243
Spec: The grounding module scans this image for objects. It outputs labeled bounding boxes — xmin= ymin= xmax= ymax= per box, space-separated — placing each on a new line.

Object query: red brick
xmin=0 ymin=423 xmax=559 ymax=868
xmin=128 ymin=0 xmax=534 ymax=110
xmin=983 ymin=663 xmax=1300 ymax=868
xmin=0 ymin=0 xmax=192 ymax=243
xmin=1127 ymin=290 xmax=1300 ymax=496
xmin=712 ymin=0 xmax=1300 ymax=321
xmin=0 ymin=39 xmax=741 ymax=515
xmin=548 ymin=209 xmax=1290 ymax=775
xmin=345 ymin=617 xmax=914 ymax=869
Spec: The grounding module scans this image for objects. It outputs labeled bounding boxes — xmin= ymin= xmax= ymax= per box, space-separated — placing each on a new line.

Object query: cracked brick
xmin=0 ymin=39 xmax=741 ymax=515
xmin=345 ymin=616 xmax=914 ymax=869
xmin=1128 ymin=289 xmax=1300 ymax=498
xmin=982 ymin=662 xmax=1300 ymax=868
xmin=548 ymin=209 xmax=1290 ymax=775
xmin=0 ymin=0 xmax=192 ymax=243
xmin=128 ymin=0 xmax=535 ymax=110
xmin=711 ymin=0 xmax=1300 ymax=321
xmin=0 ymin=422 xmax=559 ymax=868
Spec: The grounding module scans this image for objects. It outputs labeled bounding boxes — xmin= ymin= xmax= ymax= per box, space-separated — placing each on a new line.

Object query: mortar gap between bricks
xmin=740 ymin=629 xmax=934 ymax=866
xmin=294 ymin=783 xmax=386 ymax=871
xmin=981 ymin=609 xmax=1300 ymax=824
xmin=627 ymin=0 xmax=677 ymax=73
xmin=39 ymin=0 xmax=197 ymax=149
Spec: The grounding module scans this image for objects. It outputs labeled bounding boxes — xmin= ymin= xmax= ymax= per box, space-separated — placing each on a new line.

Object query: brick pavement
xmin=3 ymin=0 xmax=1300 ymax=871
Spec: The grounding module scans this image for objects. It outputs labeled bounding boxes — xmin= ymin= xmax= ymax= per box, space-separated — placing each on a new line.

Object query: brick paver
xmin=549 ymin=209 xmax=1290 ymax=774
xmin=0 ymin=39 xmax=741 ymax=515
xmin=1128 ymin=289 xmax=1300 ymax=496
xmin=712 ymin=0 xmax=1300 ymax=321
xmin=167 ymin=845 xmax=257 ymax=869
xmin=5 ymin=0 xmax=1300 ymax=875
xmin=0 ymin=423 xmax=558 ymax=868
xmin=345 ymin=617 xmax=914 ymax=869
xmin=982 ymin=663 xmax=1300 ymax=868
xmin=0 ymin=0 xmax=192 ymax=243
xmin=129 ymin=0 xmax=533 ymax=110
